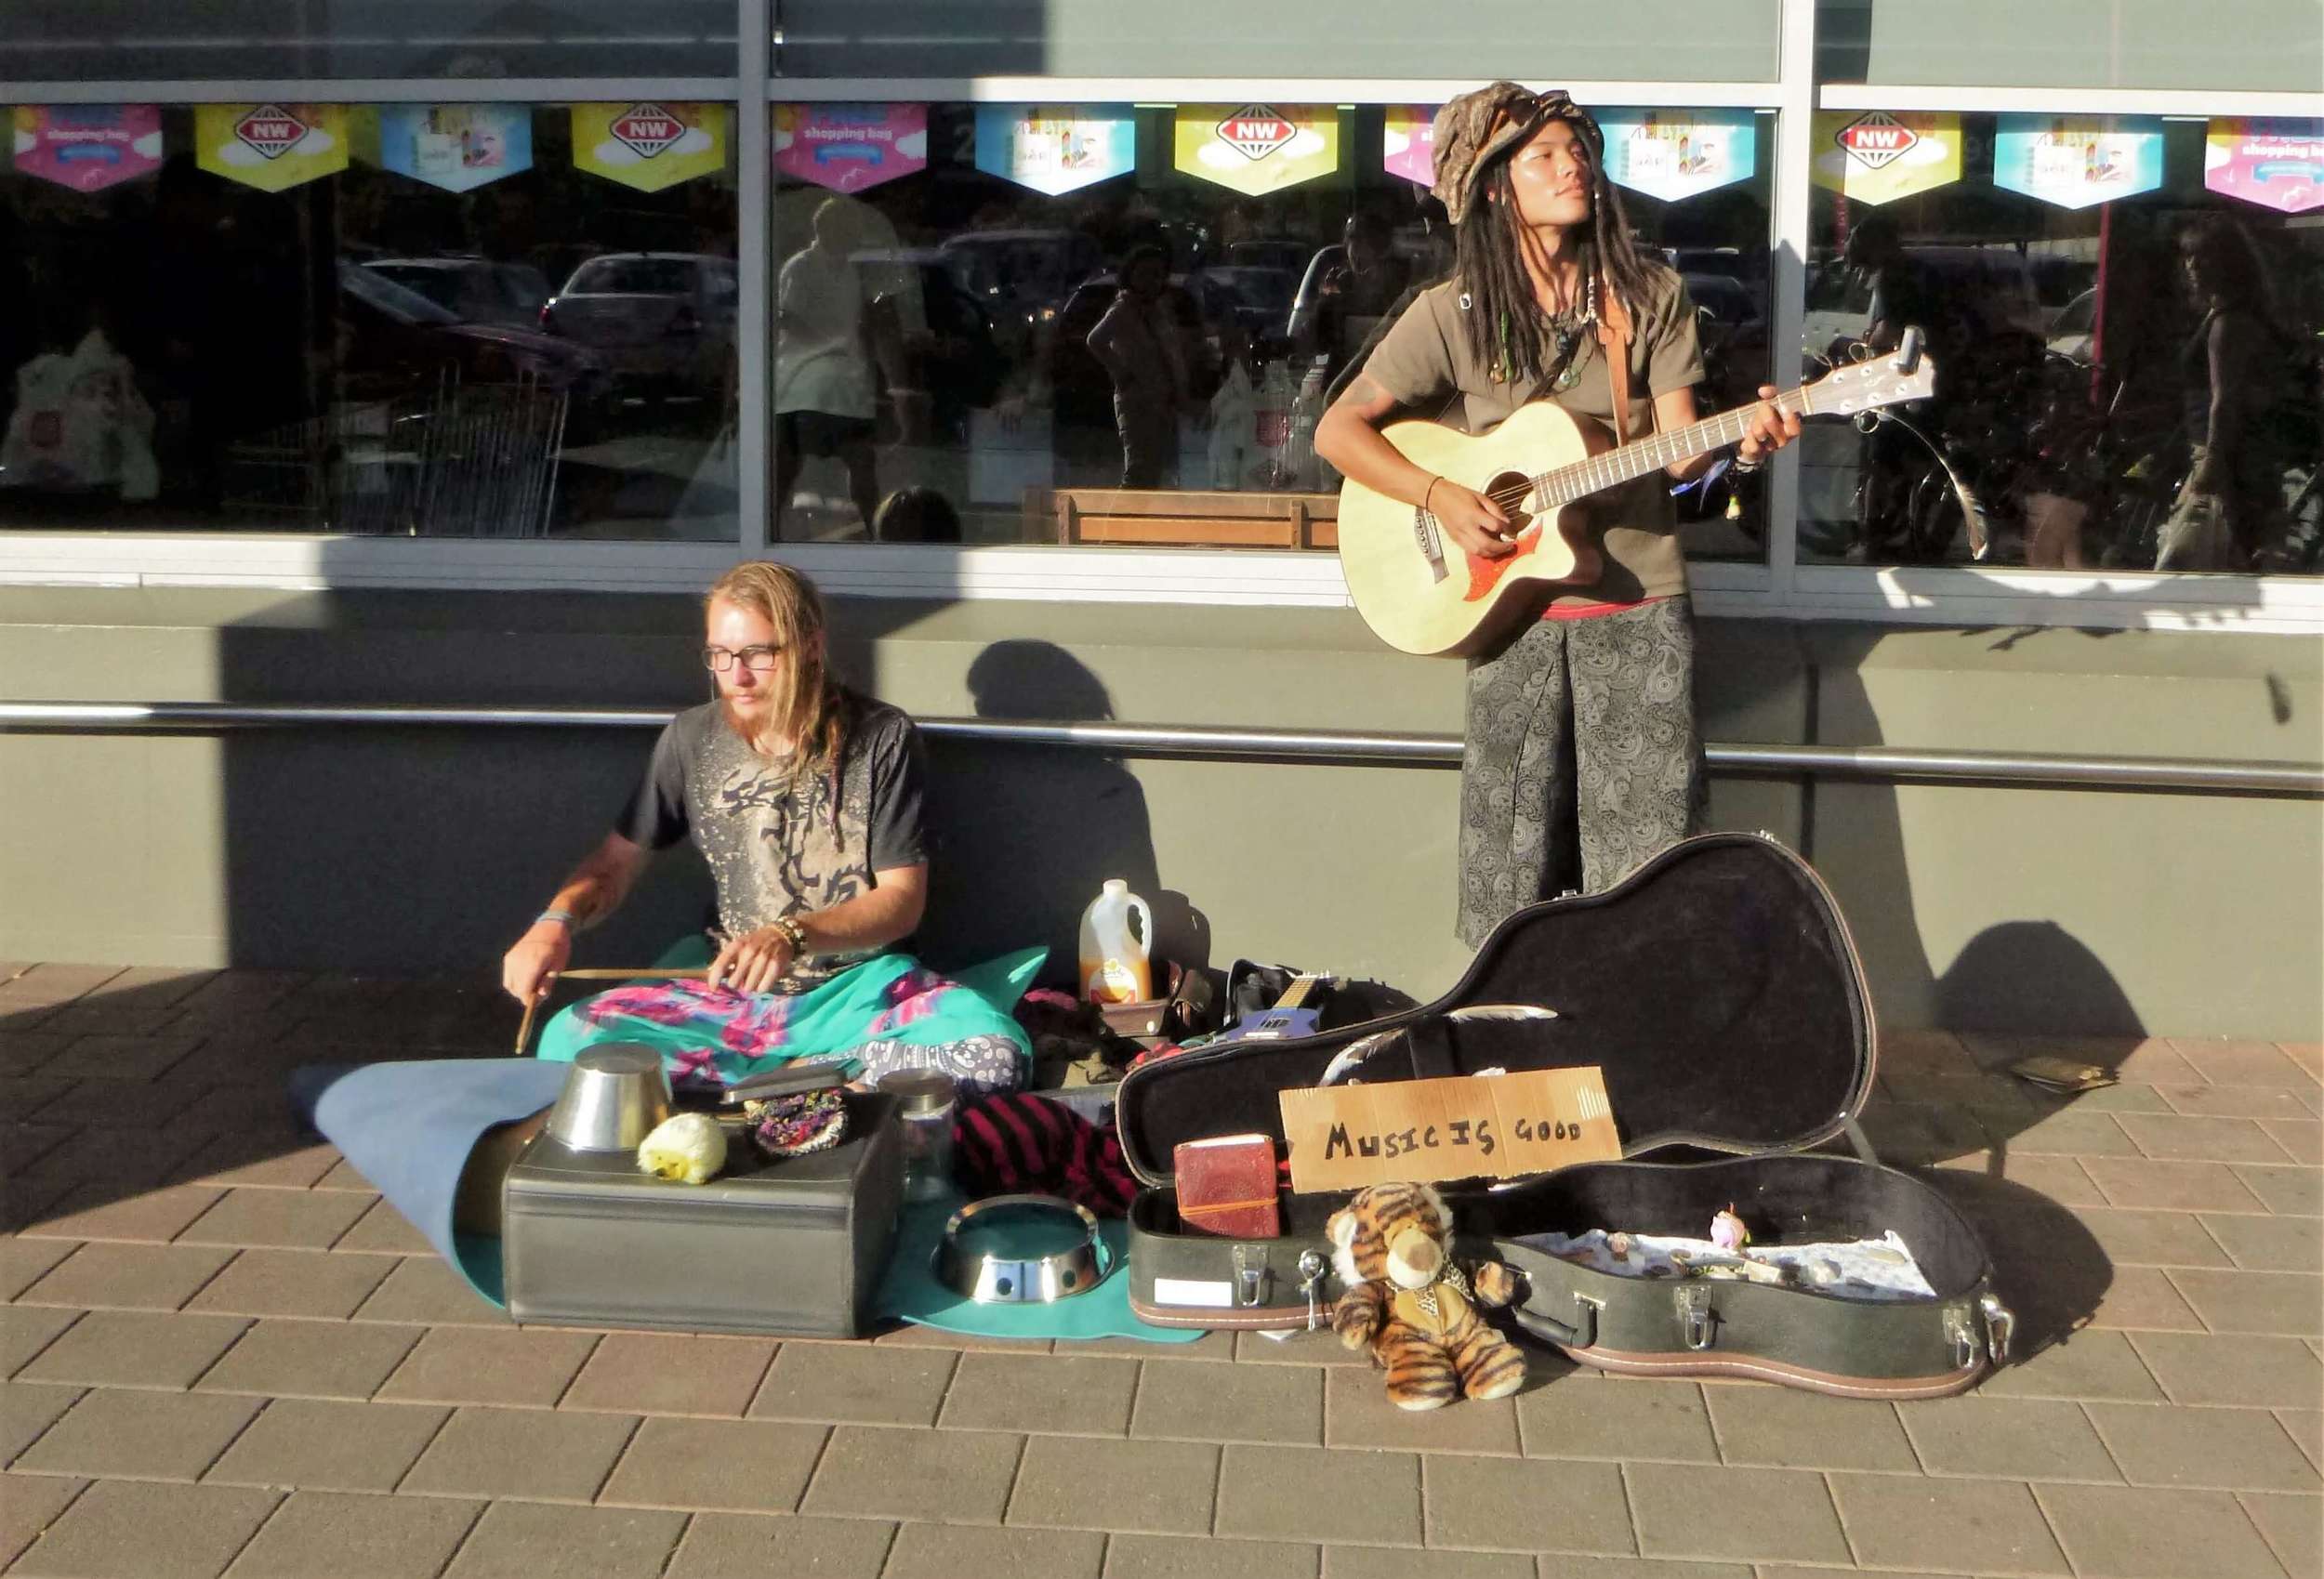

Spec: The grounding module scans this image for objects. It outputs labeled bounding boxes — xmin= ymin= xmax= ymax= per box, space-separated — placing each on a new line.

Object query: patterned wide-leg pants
xmin=1456 ymin=597 xmax=1708 ymax=947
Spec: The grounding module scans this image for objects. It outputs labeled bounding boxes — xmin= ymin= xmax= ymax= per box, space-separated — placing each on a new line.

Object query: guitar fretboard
xmin=1531 ymin=385 xmax=1819 ymax=509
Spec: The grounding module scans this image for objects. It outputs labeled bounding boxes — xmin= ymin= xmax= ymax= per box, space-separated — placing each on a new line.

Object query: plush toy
xmin=1327 ymin=1181 xmax=1528 ymax=1412
xmin=636 ymin=1112 xmax=728 ymax=1184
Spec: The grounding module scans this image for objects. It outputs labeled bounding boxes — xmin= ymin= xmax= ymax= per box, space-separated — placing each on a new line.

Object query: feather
xmin=1319 ymin=1028 xmax=1396 ymax=1086
xmin=1446 ymin=1003 xmax=1560 ymax=1022
xmin=637 ymin=1112 xmax=729 ymax=1185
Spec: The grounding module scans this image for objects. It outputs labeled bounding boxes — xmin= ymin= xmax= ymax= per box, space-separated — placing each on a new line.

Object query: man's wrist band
xmin=536 ymin=909 xmax=577 ymax=929
xmin=1730 ymin=449 xmax=1766 ymax=474
xmin=771 ymin=915 xmax=809 ymax=953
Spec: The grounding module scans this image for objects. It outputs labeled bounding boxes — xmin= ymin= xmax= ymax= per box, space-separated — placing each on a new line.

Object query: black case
xmin=1114 ymin=834 xmax=2013 ymax=1395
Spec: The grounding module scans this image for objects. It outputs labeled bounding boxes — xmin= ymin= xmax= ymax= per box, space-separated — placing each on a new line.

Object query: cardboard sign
xmin=1278 ymin=1069 xmax=1619 ymax=1193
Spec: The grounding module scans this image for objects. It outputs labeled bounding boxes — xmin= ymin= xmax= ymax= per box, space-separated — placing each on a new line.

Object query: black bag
xmin=1113 ymin=833 xmax=2012 ymax=1395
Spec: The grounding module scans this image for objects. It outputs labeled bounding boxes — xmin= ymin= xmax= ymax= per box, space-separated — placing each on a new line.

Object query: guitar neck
xmin=1534 ymin=384 xmax=1820 ymax=508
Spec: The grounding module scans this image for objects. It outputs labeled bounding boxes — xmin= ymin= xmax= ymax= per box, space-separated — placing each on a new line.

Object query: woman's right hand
xmin=1427 ymin=479 xmax=1520 ymax=559
xmin=502 ymin=920 xmax=573 ymax=1006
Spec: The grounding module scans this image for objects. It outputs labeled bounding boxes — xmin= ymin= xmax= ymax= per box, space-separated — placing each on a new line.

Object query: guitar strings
xmin=1451 ymin=393 xmax=1814 ymax=516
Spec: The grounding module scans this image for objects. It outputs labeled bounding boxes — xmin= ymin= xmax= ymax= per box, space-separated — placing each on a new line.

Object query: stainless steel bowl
xmin=544 ymin=1044 xmax=672 ymax=1152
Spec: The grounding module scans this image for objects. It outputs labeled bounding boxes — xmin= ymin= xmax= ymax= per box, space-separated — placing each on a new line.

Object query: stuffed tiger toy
xmin=1327 ymin=1181 xmax=1529 ymax=1411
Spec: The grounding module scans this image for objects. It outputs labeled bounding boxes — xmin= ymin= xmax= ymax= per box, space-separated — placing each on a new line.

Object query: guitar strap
xmin=1595 ymin=272 xmax=1639 ymax=446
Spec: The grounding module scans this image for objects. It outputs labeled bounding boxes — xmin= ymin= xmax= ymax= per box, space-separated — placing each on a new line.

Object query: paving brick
xmin=1939 ymin=1151 xmax=2106 ymax=1206
xmin=0 ymin=1307 xmax=79 ymax=1378
xmin=1511 ymin=1375 xmax=1716 ymax=1465
xmin=1964 ymin=1033 xmax=2201 ymax=1086
xmin=15 ymin=1241 xmax=235 ymax=1311
xmin=2160 ymin=1084 xmax=2320 ymax=1122
xmin=1983 ymin=1106 xmax=2139 ymax=1156
xmin=664 ymin=1511 xmax=893 ymax=1579
xmin=196 ymin=1319 xmax=425 ymax=1401
xmin=0 ymin=1240 xmax=77 ymax=1301
xmin=4 ymin=1477 xmax=279 ymax=1579
xmin=2283 ymin=1043 xmax=2324 ymax=1079
xmin=1691 ymin=1386 xmax=1915 ymax=1471
xmin=939 ymin=1350 xmax=1140 ymax=1435
xmin=16 ymin=1309 xmax=248 ymax=1390
xmin=2085 ymin=1400 xmax=2319 ymax=1492
xmin=1009 ymin=1434 xmax=1218 ymax=1533
xmin=880 ymin=1523 xmax=1106 ymax=1579
xmin=1131 ymin=1352 xmax=1323 ymax=1446
xmin=220 ymin=1487 xmax=481 ymax=1579
xmin=1066 ymin=1332 xmax=1239 ymax=1362
xmin=0 ymin=965 xmax=123 ymax=1005
xmin=1895 ymin=1394 xmax=2120 ymax=1481
xmin=1980 ymin=1330 xmax=2166 ymax=1402
xmin=2203 ymin=1212 xmax=2324 ymax=1273
xmin=1111 ymin=1533 xmax=1320 ymax=1579
xmin=438 ymin=1500 xmax=686 ymax=1579
xmin=15 ymin=1388 xmax=262 ymax=1481
xmin=1829 ymin=1471 xmax=2068 ymax=1573
xmin=1857 ymin=1102 xmax=1991 ymax=1165
xmin=176 ymin=1188 xmax=375 ymax=1251
xmin=2239 ymin=1490 xmax=2323 ymax=1578
xmin=329 ymin=1199 xmax=431 ymax=1255
xmin=1324 ymin=1367 xmax=1520 ymax=1455
xmin=0 ymin=1383 xmax=82 ymax=1467
xmin=598 ymin=1415 xmax=830 ymax=1515
xmin=375 ymin=1325 xmax=601 ymax=1409
xmin=867 ymin=1321 xmax=1048 ymax=1354
xmin=2235 ymin=1164 xmax=2322 ymax=1216
xmin=8 ymin=1126 xmax=219 ymax=1209
xmin=1538 ymin=1562 xmax=1755 ymax=1579
xmin=746 ymin=1339 xmax=953 ymax=1427
xmin=801 ymin=1423 xmax=1023 ymax=1523
xmin=2086 ymin=1267 xmax=2207 ymax=1332
xmin=1215 ymin=1444 xmax=1421 ymax=1547
xmin=1235 ymin=1329 xmax=1373 ymax=1367
xmin=2036 ymin=1482 xmax=2286 ymax=1578
xmin=1422 ymin=1454 xmax=1630 ymax=1555
xmin=2172 ymin=1269 xmax=2324 ymax=1336
xmin=2069 ymin=1206 xmax=2236 ymax=1268
xmin=205 ymin=1398 xmax=452 ymax=1493
xmin=173 ymin=1137 xmax=343 ymax=1191
xmin=397 ymin=1405 xmax=639 ymax=1503
xmin=1327 ymin=1548 xmax=1536 ymax=1579
xmin=2130 ymin=1332 xmax=2323 ymax=1408
xmin=0 ymin=1472 xmax=84 ymax=1567
xmin=0 ymin=1033 xmax=74 ymax=1077
xmin=184 ymin=1247 xmax=397 ymax=1321
xmin=2262 ymin=1119 xmax=2324 ymax=1165
xmin=313 ymin=1157 xmax=378 ymax=1192
xmin=2170 ymin=1039 xmax=2320 ymax=1088
xmin=2280 ymin=1408 xmax=2322 ymax=1467
xmin=350 ymin=1258 xmax=513 ymax=1326
xmin=19 ymin=1184 xmax=224 ymax=1243
xmin=2083 ymin=1157 xmax=2270 ymax=1213
xmin=2118 ymin=1113 xmax=2300 ymax=1165
xmin=559 ymin=1332 xmax=774 ymax=1418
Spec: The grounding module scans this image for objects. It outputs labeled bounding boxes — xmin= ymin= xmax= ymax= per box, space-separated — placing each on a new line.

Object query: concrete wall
xmin=1 ymin=587 xmax=2316 ymax=1038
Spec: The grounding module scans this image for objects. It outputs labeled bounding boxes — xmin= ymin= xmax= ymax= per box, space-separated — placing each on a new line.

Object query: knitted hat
xmin=1430 ymin=84 xmax=1605 ymax=226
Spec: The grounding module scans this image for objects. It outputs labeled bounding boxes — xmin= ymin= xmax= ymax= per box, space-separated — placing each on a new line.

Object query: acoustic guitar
xmin=1336 ymin=335 xmax=1937 ymax=656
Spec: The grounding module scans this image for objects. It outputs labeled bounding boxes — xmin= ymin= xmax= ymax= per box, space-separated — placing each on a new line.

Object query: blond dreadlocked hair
xmin=705 ymin=561 xmax=849 ymax=780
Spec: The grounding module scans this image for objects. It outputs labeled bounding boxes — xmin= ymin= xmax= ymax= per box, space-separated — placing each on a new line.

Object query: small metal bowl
xmin=544 ymin=1044 xmax=672 ymax=1153
xmin=932 ymin=1194 xmax=1104 ymax=1304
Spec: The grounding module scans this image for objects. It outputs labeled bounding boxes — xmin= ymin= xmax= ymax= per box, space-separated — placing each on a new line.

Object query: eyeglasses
xmin=703 ymin=644 xmax=783 ymax=672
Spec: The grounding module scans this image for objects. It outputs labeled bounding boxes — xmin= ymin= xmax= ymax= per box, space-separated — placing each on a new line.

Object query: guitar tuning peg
xmin=1895 ymin=327 xmax=1924 ymax=375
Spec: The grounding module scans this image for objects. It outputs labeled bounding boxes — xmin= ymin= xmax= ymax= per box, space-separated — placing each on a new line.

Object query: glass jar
xmin=883 ymin=1072 xmax=958 ymax=1204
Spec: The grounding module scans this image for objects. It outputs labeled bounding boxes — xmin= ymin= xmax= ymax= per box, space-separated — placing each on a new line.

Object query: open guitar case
xmin=1116 ymin=833 xmax=2014 ymax=1399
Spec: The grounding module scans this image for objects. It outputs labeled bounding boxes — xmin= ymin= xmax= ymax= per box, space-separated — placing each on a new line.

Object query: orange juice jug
xmin=1077 ymin=879 xmax=1154 ymax=1004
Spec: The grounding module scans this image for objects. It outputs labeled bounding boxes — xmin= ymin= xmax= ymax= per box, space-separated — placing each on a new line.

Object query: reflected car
xmin=360 ymin=257 xmax=552 ymax=330
xmin=337 ymin=261 xmax=607 ymax=401
xmin=2047 ymin=288 xmax=2099 ymax=365
xmin=538 ymin=252 xmax=738 ymax=401
xmin=1184 ymin=265 xmax=1299 ymax=344
xmin=936 ymin=228 xmax=1103 ymax=357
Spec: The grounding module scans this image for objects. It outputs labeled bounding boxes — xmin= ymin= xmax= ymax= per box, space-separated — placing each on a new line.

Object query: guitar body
xmin=1338 ymin=401 xmax=1609 ymax=658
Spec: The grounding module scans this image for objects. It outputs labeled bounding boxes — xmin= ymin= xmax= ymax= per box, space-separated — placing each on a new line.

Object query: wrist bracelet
xmin=535 ymin=908 xmax=577 ymax=929
xmin=771 ymin=915 xmax=809 ymax=954
xmin=1729 ymin=449 xmax=1765 ymax=475
xmin=1421 ymin=474 xmax=1445 ymax=516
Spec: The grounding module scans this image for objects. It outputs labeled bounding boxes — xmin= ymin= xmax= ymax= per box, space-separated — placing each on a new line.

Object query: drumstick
xmin=511 ymin=967 xmax=711 ymax=1058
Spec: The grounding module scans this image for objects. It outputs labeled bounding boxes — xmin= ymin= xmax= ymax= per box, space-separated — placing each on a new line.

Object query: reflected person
xmin=774 ymin=198 xmax=882 ymax=536
xmin=1085 ymin=245 xmax=1194 ymax=488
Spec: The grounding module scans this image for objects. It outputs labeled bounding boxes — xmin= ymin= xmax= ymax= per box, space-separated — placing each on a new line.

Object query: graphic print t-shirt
xmin=614 ymin=694 xmax=928 ymax=987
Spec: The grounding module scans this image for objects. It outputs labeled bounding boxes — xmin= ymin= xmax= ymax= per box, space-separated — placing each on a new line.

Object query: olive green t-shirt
xmin=1358 ymin=266 xmax=1705 ymax=606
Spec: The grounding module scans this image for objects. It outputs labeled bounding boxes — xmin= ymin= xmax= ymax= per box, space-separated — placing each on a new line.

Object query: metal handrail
xmin=3 ymin=701 xmax=2318 ymax=796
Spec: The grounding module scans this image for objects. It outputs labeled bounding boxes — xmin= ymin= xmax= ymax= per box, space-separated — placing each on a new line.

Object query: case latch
xmin=1979 ymin=1293 xmax=2014 ymax=1363
xmin=1675 ymin=1284 xmax=1717 ymax=1351
xmin=1233 ymin=1243 xmax=1269 ymax=1308
xmin=1943 ymin=1303 xmax=1982 ymax=1370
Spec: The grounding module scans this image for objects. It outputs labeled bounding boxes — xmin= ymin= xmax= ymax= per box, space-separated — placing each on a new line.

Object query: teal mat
xmin=876 ymin=1196 xmax=1206 ymax=1344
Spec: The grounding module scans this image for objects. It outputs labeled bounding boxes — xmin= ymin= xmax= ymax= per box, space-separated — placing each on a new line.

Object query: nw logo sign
xmin=1837 ymin=111 xmax=1919 ymax=170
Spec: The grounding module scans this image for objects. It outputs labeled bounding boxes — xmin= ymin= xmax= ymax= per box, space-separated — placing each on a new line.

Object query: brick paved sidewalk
xmin=1 ymin=961 xmax=2317 ymax=1579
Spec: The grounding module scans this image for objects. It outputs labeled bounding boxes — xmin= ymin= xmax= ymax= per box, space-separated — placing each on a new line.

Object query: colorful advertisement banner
xmin=194 ymin=103 xmax=350 ymax=192
xmin=1809 ymin=111 xmax=1961 ymax=205
xmin=11 ymin=105 xmax=163 ymax=193
xmin=1382 ymin=104 xmax=1440 ymax=191
xmin=1991 ymin=115 xmax=2164 ymax=210
xmin=573 ymin=101 xmax=729 ymax=193
xmin=1174 ymin=103 xmax=1339 ymax=196
xmin=773 ymin=103 xmax=927 ymax=193
xmin=1600 ymin=108 xmax=1758 ymax=204
xmin=972 ymin=104 xmax=1134 ymax=196
xmin=376 ymin=104 xmax=533 ymax=193
xmin=2204 ymin=117 xmax=2324 ymax=215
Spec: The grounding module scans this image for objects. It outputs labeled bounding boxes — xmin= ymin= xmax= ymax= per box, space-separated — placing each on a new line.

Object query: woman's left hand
xmin=1736 ymin=385 xmax=1803 ymax=467
xmin=709 ymin=926 xmax=798 ymax=995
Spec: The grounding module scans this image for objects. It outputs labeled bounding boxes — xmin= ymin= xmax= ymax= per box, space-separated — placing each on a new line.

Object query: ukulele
xmin=1336 ymin=333 xmax=1936 ymax=656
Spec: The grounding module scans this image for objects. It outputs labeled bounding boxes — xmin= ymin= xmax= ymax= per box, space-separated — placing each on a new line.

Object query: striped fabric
xmin=954 ymin=1094 xmax=1138 ymax=1217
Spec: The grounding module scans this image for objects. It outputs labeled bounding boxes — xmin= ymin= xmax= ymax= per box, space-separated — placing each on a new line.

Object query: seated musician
xmin=500 ymin=560 xmax=1029 ymax=1093
xmin=1314 ymin=85 xmax=1798 ymax=946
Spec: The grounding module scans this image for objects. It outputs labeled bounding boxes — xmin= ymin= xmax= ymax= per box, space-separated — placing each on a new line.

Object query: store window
xmin=768 ymin=101 xmax=1776 ymax=557
xmin=1798 ymin=112 xmax=2322 ymax=574
xmin=0 ymin=100 xmax=739 ymax=539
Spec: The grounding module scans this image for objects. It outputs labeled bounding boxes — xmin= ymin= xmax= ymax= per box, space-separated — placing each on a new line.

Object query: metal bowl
xmin=544 ymin=1044 xmax=672 ymax=1153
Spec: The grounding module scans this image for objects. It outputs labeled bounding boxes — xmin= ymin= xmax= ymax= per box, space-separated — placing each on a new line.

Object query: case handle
xmin=1511 ymin=1294 xmax=1599 ymax=1349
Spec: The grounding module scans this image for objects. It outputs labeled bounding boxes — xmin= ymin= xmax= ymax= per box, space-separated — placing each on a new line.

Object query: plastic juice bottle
xmin=1078 ymin=879 xmax=1155 ymax=1004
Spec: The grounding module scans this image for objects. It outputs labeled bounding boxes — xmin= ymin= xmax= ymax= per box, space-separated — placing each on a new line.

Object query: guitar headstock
xmin=1804 ymin=331 xmax=1937 ymax=418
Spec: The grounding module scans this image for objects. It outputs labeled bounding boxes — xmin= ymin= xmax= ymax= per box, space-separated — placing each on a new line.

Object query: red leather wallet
xmin=1173 ymin=1133 xmax=1282 ymax=1239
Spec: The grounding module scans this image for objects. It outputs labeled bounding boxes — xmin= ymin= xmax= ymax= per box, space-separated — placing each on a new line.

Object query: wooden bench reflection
xmin=1032 ymin=488 xmax=1340 ymax=549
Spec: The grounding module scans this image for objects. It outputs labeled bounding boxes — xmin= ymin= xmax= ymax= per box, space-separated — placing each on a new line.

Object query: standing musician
xmin=1315 ymin=84 xmax=1800 ymax=945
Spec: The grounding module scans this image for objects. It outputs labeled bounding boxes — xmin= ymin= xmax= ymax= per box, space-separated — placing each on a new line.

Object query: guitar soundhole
xmin=1479 ymin=470 xmax=1535 ymax=543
